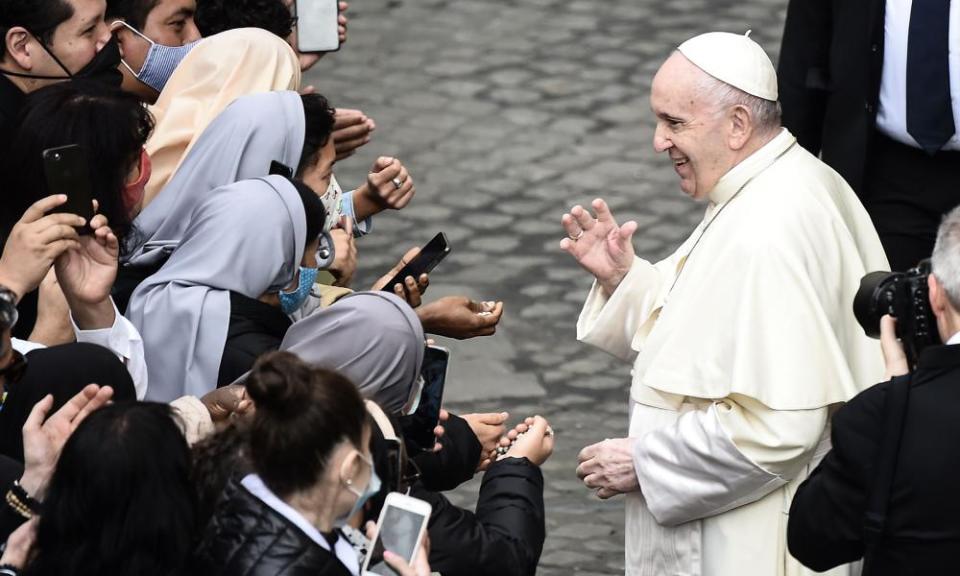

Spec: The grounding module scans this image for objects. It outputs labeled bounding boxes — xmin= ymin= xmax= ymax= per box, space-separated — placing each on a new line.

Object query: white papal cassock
xmin=578 ymin=128 xmax=889 ymax=576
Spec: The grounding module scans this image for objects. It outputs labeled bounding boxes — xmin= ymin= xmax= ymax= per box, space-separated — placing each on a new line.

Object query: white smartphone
xmin=294 ymin=0 xmax=340 ymax=53
xmin=362 ymin=492 xmax=432 ymax=576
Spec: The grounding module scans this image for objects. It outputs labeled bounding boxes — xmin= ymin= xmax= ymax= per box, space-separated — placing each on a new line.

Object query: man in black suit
xmin=779 ymin=0 xmax=960 ymax=272
xmin=787 ymin=204 xmax=960 ymax=574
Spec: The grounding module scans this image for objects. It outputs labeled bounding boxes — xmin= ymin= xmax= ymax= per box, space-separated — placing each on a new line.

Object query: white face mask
xmin=320 ymin=174 xmax=344 ymax=233
xmin=400 ymin=375 xmax=425 ymax=416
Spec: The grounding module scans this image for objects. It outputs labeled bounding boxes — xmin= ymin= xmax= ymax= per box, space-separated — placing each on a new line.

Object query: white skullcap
xmin=677 ymin=31 xmax=778 ymax=101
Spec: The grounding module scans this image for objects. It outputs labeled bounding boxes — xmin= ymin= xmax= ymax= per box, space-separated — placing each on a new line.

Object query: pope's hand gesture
xmin=560 ymin=198 xmax=637 ymax=296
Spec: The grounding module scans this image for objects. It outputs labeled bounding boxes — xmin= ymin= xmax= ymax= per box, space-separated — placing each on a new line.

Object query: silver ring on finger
xmin=569 ymin=230 xmax=584 ymax=241
xmin=392 ymin=177 xmax=404 ymax=190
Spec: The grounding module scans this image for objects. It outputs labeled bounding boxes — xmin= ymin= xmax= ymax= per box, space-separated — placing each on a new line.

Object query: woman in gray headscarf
xmin=127 ymin=175 xmax=306 ymax=402
xmin=125 ymin=90 xmax=305 ymax=269
xmin=278 ymin=291 xmax=426 ymax=414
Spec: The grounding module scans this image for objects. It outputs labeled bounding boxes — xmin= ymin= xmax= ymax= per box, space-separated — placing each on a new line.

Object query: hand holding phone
xmin=379 ymin=233 xmax=450 ymax=294
xmin=362 ymin=493 xmax=432 ymax=576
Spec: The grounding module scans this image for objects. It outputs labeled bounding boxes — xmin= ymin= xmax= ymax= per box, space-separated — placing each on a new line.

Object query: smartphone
xmin=362 ymin=493 xmax=432 ymax=576
xmin=42 ymin=144 xmax=95 ymax=227
xmin=380 ymin=233 xmax=451 ymax=293
xmin=295 ymin=0 xmax=340 ymax=53
xmin=405 ymin=346 xmax=449 ymax=453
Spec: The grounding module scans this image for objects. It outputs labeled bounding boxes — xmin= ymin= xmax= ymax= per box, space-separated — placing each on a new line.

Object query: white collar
xmin=241 ymin=474 xmax=361 ymax=575
xmin=946 ymin=331 xmax=960 ymax=346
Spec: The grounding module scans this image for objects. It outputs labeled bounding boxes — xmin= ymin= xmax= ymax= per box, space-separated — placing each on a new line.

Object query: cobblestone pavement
xmin=307 ymin=0 xmax=788 ymax=573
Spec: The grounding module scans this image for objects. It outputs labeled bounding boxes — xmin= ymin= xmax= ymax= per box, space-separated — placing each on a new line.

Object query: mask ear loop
xmin=110 ymin=20 xmax=154 ymax=78
xmin=0 ymin=29 xmax=75 ymax=80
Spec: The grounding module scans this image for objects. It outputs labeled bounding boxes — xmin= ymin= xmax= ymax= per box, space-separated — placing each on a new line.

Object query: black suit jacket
xmin=788 ymin=344 xmax=960 ymax=575
xmin=778 ymin=0 xmax=886 ymax=194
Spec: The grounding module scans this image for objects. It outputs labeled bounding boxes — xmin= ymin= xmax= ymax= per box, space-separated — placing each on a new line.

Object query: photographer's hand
xmin=880 ymin=315 xmax=909 ymax=379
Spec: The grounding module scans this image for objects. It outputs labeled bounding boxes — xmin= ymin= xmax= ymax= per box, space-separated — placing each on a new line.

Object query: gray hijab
xmin=127 ymin=175 xmax=306 ymax=402
xmin=278 ymin=291 xmax=426 ymax=414
xmin=127 ymin=90 xmax=305 ymax=266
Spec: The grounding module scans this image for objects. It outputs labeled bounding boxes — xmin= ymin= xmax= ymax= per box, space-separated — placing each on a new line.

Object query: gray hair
xmin=695 ymin=72 xmax=782 ymax=134
xmin=932 ymin=205 xmax=960 ymax=307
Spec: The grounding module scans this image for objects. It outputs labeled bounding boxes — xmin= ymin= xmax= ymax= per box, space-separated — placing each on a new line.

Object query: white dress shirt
xmin=12 ymin=298 xmax=149 ymax=399
xmin=241 ymin=474 xmax=361 ymax=576
xmin=877 ymin=0 xmax=960 ymax=151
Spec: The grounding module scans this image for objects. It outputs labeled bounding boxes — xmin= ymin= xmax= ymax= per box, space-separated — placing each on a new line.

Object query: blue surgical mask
xmin=336 ymin=452 xmax=382 ymax=527
xmin=115 ymin=21 xmax=200 ymax=93
xmin=279 ymin=266 xmax=318 ymax=316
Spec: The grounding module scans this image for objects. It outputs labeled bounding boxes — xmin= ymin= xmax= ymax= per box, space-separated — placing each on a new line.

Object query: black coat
xmin=190 ymin=479 xmax=354 ymax=576
xmin=788 ymin=344 xmax=960 ymax=575
xmin=408 ymin=413 xmax=482 ymax=492
xmin=415 ymin=458 xmax=545 ymax=576
xmin=217 ymin=292 xmax=291 ymax=387
xmin=778 ymin=0 xmax=885 ymax=194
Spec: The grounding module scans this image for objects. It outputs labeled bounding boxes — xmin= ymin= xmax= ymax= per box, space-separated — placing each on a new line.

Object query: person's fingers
xmin=619 ymin=221 xmax=638 ymax=243
xmin=372 ymin=156 xmax=396 ymax=173
xmin=592 ymin=198 xmax=615 ymax=223
xmin=22 ymin=395 xmax=54 ymax=434
xmin=572 ymin=205 xmax=595 ymax=231
xmin=597 ymin=487 xmax=620 ymax=500
xmin=433 ymin=424 xmax=444 ymax=437
xmin=417 ymin=273 xmax=429 ymax=292
xmin=89 ymin=213 xmax=108 ymax=230
xmin=561 ymin=212 xmax=582 ymax=240
xmin=37 ymin=212 xmax=86 ymax=231
xmin=582 ymin=473 xmax=602 ymax=489
xmin=364 ymin=520 xmax=377 ymax=541
xmin=439 ymin=409 xmax=449 ymax=421
xmin=578 ymin=442 xmax=600 ymax=463
xmin=339 ymin=1 xmax=348 ymax=11
xmin=334 ymin=122 xmax=371 ymax=142
xmin=383 ymin=551 xmax=417 ymax=576
xmin=300 ymin=85 xmax=317 ymax=96
xmin=72 ymin=386 xmax=114 ymax=429
xmin=49 ymin=384 xmax=100 ymax=425
xmin=37 ymin=223 xmax=81 ymax=247
xmin=21 ymin=195 xmax=68 ymax=224
xmin=46 ymin=239 xmax=82 ymax=258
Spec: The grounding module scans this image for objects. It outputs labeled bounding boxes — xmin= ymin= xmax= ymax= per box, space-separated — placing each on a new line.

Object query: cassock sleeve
xmin=72 ymin=298 xmax=149 ymax=400
xmin=634 ymin=394 xmax=828 ymax=526
xmin=577 ymin=254 xmax=680 ymax=362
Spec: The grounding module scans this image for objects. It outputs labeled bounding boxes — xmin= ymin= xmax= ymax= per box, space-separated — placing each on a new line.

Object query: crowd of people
xmin=1 ymin=0 xmax=959 ymax=575
xmin=0 ymin=1 xmax=554 ymax=575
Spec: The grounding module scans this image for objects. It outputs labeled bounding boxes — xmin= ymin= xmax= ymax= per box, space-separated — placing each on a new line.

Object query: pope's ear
xmin=4 ymin=27 xmax=34 ymax=70
xmin=727 ymin=104 xmax=752 ymax=151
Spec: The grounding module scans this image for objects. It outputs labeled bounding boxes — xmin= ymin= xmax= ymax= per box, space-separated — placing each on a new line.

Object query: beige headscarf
xmin=143 ymin=27 xmax=301 ymax=206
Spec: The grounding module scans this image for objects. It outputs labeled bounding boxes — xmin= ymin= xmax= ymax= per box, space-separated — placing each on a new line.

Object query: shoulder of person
xmin=832 ymin=376 xmax=904 ymax=442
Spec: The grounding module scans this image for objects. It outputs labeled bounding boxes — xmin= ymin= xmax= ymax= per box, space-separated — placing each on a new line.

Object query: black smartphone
xmin=295 ymin=0 xmax=341 ymax=53
xmin=381 ymin=233 xmax=451 ymax=293
xmin=406 ymin=345 xmax=449 ymax=453
xmin=43 ymin=144 xmax=95 ymax=228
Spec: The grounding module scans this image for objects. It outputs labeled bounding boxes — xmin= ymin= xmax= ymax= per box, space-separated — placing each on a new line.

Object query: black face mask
xmin=0 ymin=34 xmax=123 ymax=88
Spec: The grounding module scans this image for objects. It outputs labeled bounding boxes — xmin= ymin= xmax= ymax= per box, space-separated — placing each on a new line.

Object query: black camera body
xmin=853 ymin=260 xmax=941 ymax=366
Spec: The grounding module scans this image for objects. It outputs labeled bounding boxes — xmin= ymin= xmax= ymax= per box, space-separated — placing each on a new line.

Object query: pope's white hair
xmin=932 ymin=206 xmax=960 ymax=307
xmin=695 ymin=72 xmax=782 ymax=135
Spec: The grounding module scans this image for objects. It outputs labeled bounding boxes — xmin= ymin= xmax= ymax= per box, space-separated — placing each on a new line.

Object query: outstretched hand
xmin=417 ymin=297 xmax=502 ymax=339
xmin=371 ymin=246 xmax=430 ymax=307
xmin=20 ymin=384 xmax=114 ymax=499
xmin=560 ymin=198 xmax=637 ymax=296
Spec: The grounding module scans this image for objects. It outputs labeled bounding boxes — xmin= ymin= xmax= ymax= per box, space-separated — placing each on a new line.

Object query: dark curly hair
xmin=5 ymin=80 xmax=154 ymax=251
xmin=194 ymin=0 xmax=296 ymax=38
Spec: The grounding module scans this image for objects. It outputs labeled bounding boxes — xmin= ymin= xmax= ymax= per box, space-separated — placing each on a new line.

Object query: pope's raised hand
xmin=559 ymin=198 xmax=637 ymax=296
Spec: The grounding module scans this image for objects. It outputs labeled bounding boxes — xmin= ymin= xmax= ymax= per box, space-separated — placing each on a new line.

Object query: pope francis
xmin=563 ymin=32 xmax=889 ymax=575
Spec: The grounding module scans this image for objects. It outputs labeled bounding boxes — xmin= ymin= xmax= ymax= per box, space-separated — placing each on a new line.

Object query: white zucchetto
xmin=677 ymin=31 xmax=779 ymax=101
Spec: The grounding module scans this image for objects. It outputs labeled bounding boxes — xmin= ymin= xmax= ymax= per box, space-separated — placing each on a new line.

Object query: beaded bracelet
xmin=5 ymin=481 xmax=40 ymax=520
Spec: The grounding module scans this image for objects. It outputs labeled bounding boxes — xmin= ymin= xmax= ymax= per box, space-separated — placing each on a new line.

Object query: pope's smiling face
xmin=650 ymin=52 xmax=737 ymax=200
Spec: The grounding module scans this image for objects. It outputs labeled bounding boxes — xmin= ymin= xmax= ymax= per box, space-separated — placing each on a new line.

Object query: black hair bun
xmin=245 ymin=351 xmax=312 ymax=416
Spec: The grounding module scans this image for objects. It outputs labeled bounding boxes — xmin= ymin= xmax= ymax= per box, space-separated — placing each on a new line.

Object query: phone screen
xmin=381 ymin=233 xmax=451 ymax=293
xmin=366 ymin=505 xmax=428 ymax=576
xmin=295 ymin=0 xmax=340 ymax=53
xmin=406 ymin=346 xmax=448 ymax=452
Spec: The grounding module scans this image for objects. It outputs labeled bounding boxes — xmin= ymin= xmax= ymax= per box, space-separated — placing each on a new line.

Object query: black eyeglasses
xmin=0 ymin=350 xmax=27 ymax=385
